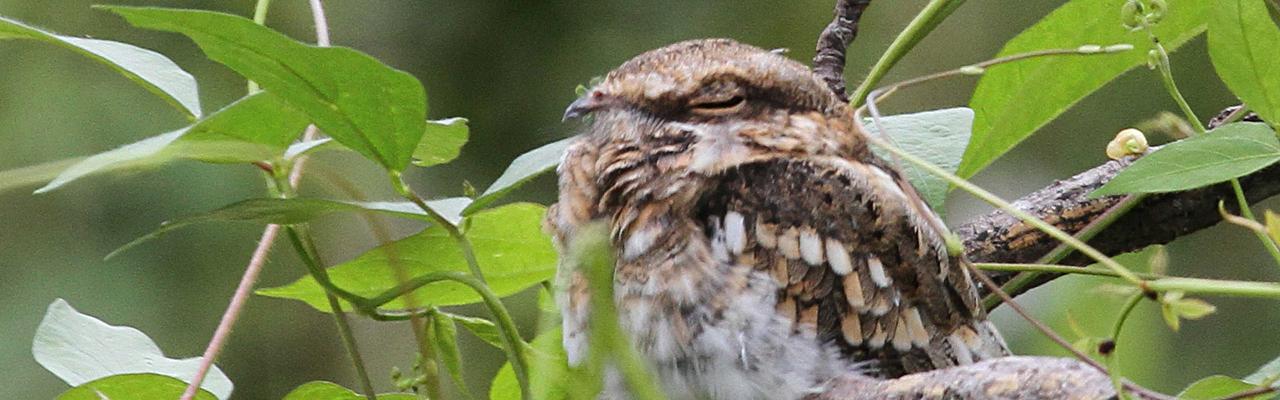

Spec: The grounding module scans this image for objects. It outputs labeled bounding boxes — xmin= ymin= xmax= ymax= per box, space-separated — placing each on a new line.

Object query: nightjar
xmin=545 ymin=39 xmax=1009 ymax=400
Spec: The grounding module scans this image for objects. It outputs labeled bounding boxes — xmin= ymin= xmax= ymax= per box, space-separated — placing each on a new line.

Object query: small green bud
xmin=1146 ymin=48 xmax=1161 ymax=70
xmin=1077 ymin=44 xmax=1103 ymax=54
xmin=1147 ymin=0 xmax=1167 ymax=24
xmin=1106 ymin=128 xmax=1149 ymax=160
xmin=1104 ymin=44 xmax=1135 ymax=53
xmin=1121 ymin=0 xmax=1144 ymax=30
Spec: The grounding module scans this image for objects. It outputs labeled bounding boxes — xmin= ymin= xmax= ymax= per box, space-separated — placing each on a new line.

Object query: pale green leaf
xmin=962 ymin=0 xmax=1209 ymax=178
xmin=448 ymin=313 xmax=506 ymax=349
xmin=0 ymin=16 xmax=201 ymax=118
xmin=1171 ymin=298 xmax=1217 ymax=320
xmin=35 ymin=92 xmax=310 ymax=193
xmin=1177 ymin=375 xmax=1260 ymax=399
xmin=464 ymin=137 xmax=574 ymax=215
xmin=34 ymin=299 xmax=233 ymax=399
xmin=414 ymin=117 xmax=469 ymax=167
xmin=282 ymin=381 xmax=415 ymax=400
xmin=1245 ymin=356 xmax=1280 ymax=386
xmin=1093 ymin=123 xmax=1280 ymax=196
xmin=56 ymin=374 xmax=217 ymax=400
xmin=430 ymin=313 xmax=474 ymax=399
xmin=103 ymin=6 xmax=427 ymax=170
xmin=258 ymin=203 xmax=556 ymax=311
xmin=867 ymin=107 xmax=973 ymax=213
xmin=1209 ymin=0 xmax=1280 ymax=124
xmin=106 ymin=197 xmax=469 ymax=259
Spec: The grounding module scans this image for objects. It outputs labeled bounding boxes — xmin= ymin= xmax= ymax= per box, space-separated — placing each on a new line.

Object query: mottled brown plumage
xmin=547 ymin=39 xmax=1009 ymax=400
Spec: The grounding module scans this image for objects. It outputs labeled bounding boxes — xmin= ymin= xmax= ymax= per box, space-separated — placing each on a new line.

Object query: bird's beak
xmin=563 ymin=95 xmax=600 ymax=122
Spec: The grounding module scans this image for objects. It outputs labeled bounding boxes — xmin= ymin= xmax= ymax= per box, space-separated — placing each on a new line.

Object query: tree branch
xmin=812 ymin=0 xmax=873 ymax=101
xmin=958 ymin=111 xmax=1270 ymax=300
xmin=815 ymin=357 xmax=1119 ymax=400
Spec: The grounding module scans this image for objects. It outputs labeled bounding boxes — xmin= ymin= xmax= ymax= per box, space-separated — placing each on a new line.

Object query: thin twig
xmin=180 ymin=2 xmax=331 ymax=399
xmin=812 ymin=0 xmax=873 ymax=101
xmin=967 ymin=264 xmax=1172 ymax=400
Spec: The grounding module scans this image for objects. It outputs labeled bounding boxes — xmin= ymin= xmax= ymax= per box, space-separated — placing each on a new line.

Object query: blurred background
xmin=1 ymin=0 xmax=1276 ymax=398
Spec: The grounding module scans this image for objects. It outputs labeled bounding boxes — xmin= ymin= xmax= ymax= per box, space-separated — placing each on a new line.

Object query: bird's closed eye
xmin=689 ymin=95 xmax=746 ymax=115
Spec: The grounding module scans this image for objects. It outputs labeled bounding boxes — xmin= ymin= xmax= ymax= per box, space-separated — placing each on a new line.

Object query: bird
xmin=545 ymin=38 xmax=1009 ymax=400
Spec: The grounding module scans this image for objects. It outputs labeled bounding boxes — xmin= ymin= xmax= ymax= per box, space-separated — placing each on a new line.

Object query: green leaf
xmin=107 ymin=197 xmax=468 ymax=259
xmin=414 ymin=117 xmax=469 ymax=167
xmin=1209 ymin=0 xmax=1280 ymax=125
xmin=1246 ymin=356 xmax=1280 ymax=386
xmin=259 ymin=203 xmax=556 ymax=311
xmin=447 ymin=312 xmax=506 ymax=349
xmin=962 ymin=0 xmax=1209 ymax=178
xmin=282 ymin=381 xmax=416 ymax=400
xmin=103 ymin=6 xmax=427 ymax=171
xmin=33 ymin=299 xmax=233 ymax=399
xmin=1177 ymin=375 xmax=1261 ymax=399
xmin=175 ymin=93 xmax=310 ymax=161
xmin=0 ymin=16 xmax=201 ymax=118
xmin=490 ymin=328 xmax=572 ymax=400
xmin=464 ymin=137 xmax=575 ymax=216
xmin=56 ymin=374 xmax=217 ymax=400
xmin=35 ymin=92 xmax=310 ymax=193
xmin=1093 ymin=123 xmax=1280 ymax=196
xmin=866 ymin=107 xmax=973 ymax=213
xmin=429 ymin=313 xmax=474 ymax=399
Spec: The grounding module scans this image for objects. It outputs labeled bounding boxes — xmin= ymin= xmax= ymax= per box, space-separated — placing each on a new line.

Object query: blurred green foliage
xmin=2 ymin=0 xmax=1278 ymax=399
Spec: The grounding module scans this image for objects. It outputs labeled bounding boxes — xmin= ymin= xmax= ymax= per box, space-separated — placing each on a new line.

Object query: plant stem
xmin=281 ymin=221 xmax=377 ymax=400
xmin=1149 ymin=36 xmax=1280 ymax=268
xmin=246 ymin=0 xmax=272 ymax=94
xmin=975 ymin=263 xmax=1280 ymax=299
xmin=310 ymin=165 xmax=443 ymax=399
xmin=389 ymin=171 xmax=488 ymax=284
xmin=366 ymin=271 xmax=532 ymax=400
xmin=317 ymin=271 xmax=378 ymax=399
xmin=1107 ymin=292 xmax=1145 ymax=399
xmin=180 ymin=225 xmax=281 ymax=400
xmin=976 ymin=263 xmax=1161 ymax=279
xmin=849 ymin=0 xmax=966 ymax=106
xmin=985 ymin=193 xmax=1148 ymax=309
xmin=178 ymin=1 xmax=309 ymax=398
xmin=869 ymin=135 xmax=1144 ymax=285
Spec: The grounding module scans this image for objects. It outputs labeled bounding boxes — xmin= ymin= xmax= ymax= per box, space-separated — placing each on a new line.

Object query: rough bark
xmin=815 ymin=357 xmax=1117 ymax=400
xmin=812 ymin=0 xmax=873 ymax=101
xmin=958 ymin=114 xmax=1271 ymax=298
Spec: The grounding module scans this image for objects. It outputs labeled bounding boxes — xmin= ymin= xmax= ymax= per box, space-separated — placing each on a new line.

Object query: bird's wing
xmin=696 ymin=157 xmax=1008 ymax=377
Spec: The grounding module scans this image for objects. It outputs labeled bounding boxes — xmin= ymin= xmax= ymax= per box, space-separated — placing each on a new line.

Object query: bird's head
xmin=564 ymin=39 xmax=846 ymax=149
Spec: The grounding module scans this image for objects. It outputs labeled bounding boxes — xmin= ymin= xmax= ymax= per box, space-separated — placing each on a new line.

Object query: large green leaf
xmin=107 ymin=197 xmax=470 ymax=259
xmin=1093 ymin=123 xmax=1280 ymax=196
xmin=414 ymin=117 xmax=469 ymax=167
xmin=464 ymin=137 xmax=574 ymax=215
xmin=490 ymin=328 xmax=572 ymax=400
xmin=35 ymin=92 xmax=310 ymax=193
xmin=259 ymin=203 xmax=557 ymax=311
xmin=56 ymin=374 xmax=217 ymax=400
xmin=33 ymin=299 xmax=233 ymax=399
xmin=866 ymin=107 xmax=973 ymax=213
xmin=281 ymin=381 xmax=415 ymax=400
xmin=961 ymin=0 xmax=1209 ymax=178
xmin=1208 ymin=0 xmax=1280 ymax=125
xmin=103 ymin=6 xmax=427 ymax=171
xmin=0 ymin=16 xmax=201 ymax=118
